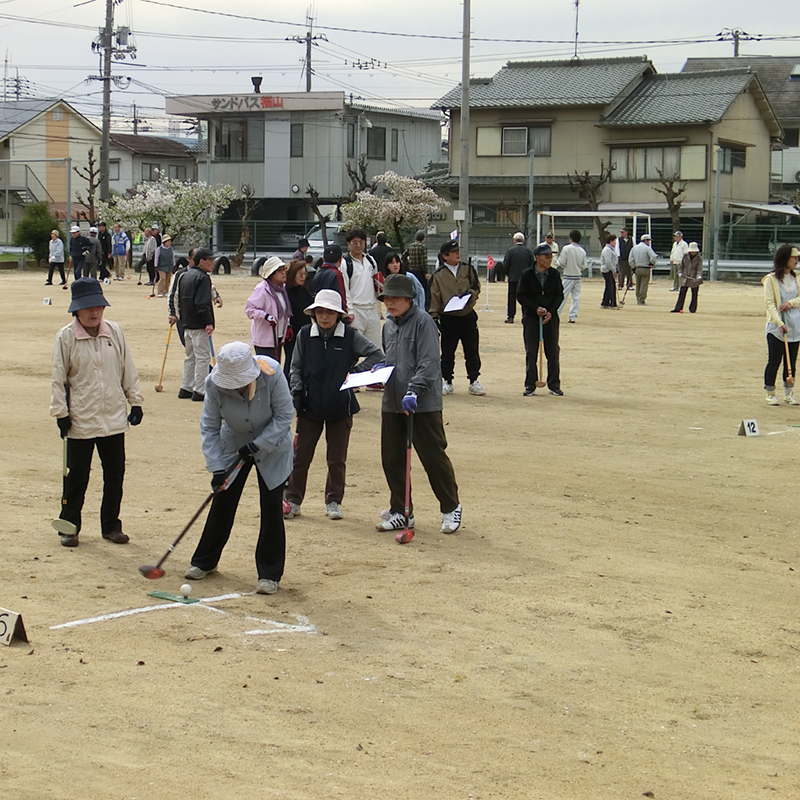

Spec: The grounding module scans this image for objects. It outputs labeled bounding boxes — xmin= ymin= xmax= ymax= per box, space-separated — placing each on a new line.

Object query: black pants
xmin=523 ymin=314 xmax=560 ymax=391
xmin=286 ymin=416 xmax=352 ymax=505
xmin=381 ymin=411 xmax=459 ymax=515
xmin=146 ymin=259 xmax=155 ymax=284
xmin=282 ymin=340 xmax=295 ymax=380
xmin=72 ymin=258 xmax=85 ymax=280
xmin=47 ymin=262 xmax=66 ymax=284
xmin=601 ymin=271 xmax=618 ymax=307
xmin=190 ymin=462 xmax=285 ymax=581
xmin=99 ymin=256 xmax=111 ymax=281
xmin=507 ymin=280 xmax=521 ymax=319
xmin=673 ymin=286 xmax=699 ymax=313
xmin=440 ymin=311 xmax=481 ymax=383
xmin=254 ymin=345 xmax=280 ymax=363
xmin=765 ymin=333 xmax=799 ymax=390
xmin=60 ymin=434 xmax=125 ymax=536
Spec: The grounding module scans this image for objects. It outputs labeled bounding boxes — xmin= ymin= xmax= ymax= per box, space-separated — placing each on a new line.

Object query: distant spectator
xmin=97 ymin=221 xmax=112 ymax=281
xmin=84 ymin=226 xmax=103 ymax=280
xmin=343 ymin=229 xmax=381 ymax=347
xmin=630 ymin=233 xmax=658 ymax=306
xmin=111 ymin=223 xmax=130 ymax=281
xmin=672 ymin=242 xmax=703 ymax=314
xmin=405 ymin=229 xmax=429 ymax=308
xmin=47 ymin=229 xmax=66 ymax=287
xmin=600 ymin=233 xmax=619 ymax=309
xmin=283 ymin=259 xmax=313 ymax=379
xmin=502 ymin=232 xmax=534 ymax=323
xmin=555 ymin=230 xmax=587 ymax=323
xmin=69 ymin=225 xmax=89 ymax=280
xmin=381 ymin=250 xmax=425 ymax=310
xmin=311 ymin=244 xmax=350 ymax=317
xmin=292 ymin=237 xmax=310 ymax=262
xmin=670 ymin=231 xmax=689 ymax=292
xmin=154 ymin=234 xmax=176 ymax=297
xmin=369 ymin=231 xmax=392 ymax=274
xmin=617 ymin=228 xmax=634 ymax=291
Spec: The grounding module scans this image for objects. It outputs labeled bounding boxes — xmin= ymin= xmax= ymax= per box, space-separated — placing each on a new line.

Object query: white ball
xmin=180 ymin=583 xmax=192 ymax=597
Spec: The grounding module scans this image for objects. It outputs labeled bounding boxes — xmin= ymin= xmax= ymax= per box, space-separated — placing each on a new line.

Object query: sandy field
xmin=0 ymin=268 xmax=797 ymax=800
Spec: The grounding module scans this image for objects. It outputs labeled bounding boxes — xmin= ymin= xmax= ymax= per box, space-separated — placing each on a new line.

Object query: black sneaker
xmin=523 ymin=388 xmax=535 ymax=397
xmin=504 ymin=317 xmax=514 ymax=324
xmin=178 ymin=388 xmax=193 ymax=399
xmin=102 ymin=530 xmax=129 ymax=544
xmin=549 ymin=388 xmax=564 ymax=396
xmin=59 ymin=534 xmax=79 ymax=547
xmin=191 ymin=392 xmax=205 ymax=402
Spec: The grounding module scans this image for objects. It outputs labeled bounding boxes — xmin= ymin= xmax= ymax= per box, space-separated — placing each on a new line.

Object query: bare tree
xmin=343 ymin=155 xmax=378 ymax=201
xmin=653 ymin=168 xmax=688 ymax=234
xmin=74 ymin=148 xmax=102 ymax=223
xmin=230 ymin=184 xmax=258 ymax=269
xmin=566 ymin=159 xmax=616 ymax=246
xmin=306 ymin=184 xmax=332 ymax=247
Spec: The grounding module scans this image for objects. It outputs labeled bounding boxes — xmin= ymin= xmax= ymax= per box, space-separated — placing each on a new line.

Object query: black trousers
xmin=381 ymin=411 xmax=459 ymax=515
xmin=286 ymin=415 xmax=352 ymax=505
xmin=254 ymin=344 xmax=280 ymax=363
xmin=60 ymin=434 xmax=125 ymax=535
xmin=765 ymin=333 xmax=799 ymax=390
xmin=146 ymin=259 xmax=155 ymax=283
xmin=99 ymin=256 xmax=111 ymax=281
xmin=601 ymin=271 xmax=617 ymax=307
xmin=523 ymin=314 xmax=560 ymax=391
xmin=190 ymin=462 xmax=285 ymax=581
xmin=72 ymin=257 xmax=85 ymax=280
xmin=507 ymin=280 xmax=520 ymax=318
xmin=439 ymin=311 xmax=481 ymax=383
xmin=47 ymin=262 xmax=66 ymax=284
xmin=673 ymin=286 xmax=699 ymax=313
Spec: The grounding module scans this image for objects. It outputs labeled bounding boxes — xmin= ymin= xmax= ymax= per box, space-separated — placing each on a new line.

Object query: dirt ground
xmin=0 ymin=268 xmax=797 ymax=800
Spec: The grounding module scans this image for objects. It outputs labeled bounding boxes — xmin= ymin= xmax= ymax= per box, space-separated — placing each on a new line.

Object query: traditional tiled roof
xmin=683 ymin=56 xmax=800 ymax=122
xmin=600 ymin=70 xmax=781 ymax=137
xmin=433 ymin=57 xmax=654 ymax=109
xmin=110 ymin=133 xmax=195 ymax=158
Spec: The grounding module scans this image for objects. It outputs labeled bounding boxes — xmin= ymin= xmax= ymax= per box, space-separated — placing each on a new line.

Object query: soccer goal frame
xmin=536 ymin=210 xmax=652 ymax=245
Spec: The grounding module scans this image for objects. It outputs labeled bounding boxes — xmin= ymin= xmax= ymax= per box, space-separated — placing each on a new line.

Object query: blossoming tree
xmin=340 ymin=171 xmax=448 ymax=252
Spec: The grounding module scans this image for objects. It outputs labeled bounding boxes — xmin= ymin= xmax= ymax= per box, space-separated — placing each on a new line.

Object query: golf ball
xmin=180 ymin=583 xmax=192 ymax=597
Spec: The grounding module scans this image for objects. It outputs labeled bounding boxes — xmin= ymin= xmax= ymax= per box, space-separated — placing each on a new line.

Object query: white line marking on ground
xmin=244 ymin=615 xmax=316 ymax=635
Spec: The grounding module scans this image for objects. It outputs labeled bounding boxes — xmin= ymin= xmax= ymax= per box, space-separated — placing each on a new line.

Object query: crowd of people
xmin=48 ymin=220 xmax=800 ymax=594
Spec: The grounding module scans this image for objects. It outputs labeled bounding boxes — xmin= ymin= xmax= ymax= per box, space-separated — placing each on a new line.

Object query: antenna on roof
xmin=572 ymin=0 xmax=580 ymax=60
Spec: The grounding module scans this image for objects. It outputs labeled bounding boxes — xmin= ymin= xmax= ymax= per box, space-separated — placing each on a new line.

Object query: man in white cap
xmin=285 ymin=289 xmax=383 ymax=521
xmin=501 ymin=232 xmax=533 ymax=323
xmin=83 ymin=226 xmax=103 ymax=279
xmin=630 ymin=233 xmax=658 ymax=305
xmin=68 ymin=225 xmax=89 ymax=280
xmin=669 ymin=230 xmax=689 ymax=292
xmin=185 ymin=341 xmax=293 ymax=595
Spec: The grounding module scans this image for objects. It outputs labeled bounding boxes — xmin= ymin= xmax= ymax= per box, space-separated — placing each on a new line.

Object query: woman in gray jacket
xmin=671 ymin=242 xmax=703 ymax=313
xmin=185 ymin=341 xmax=294 ymax=595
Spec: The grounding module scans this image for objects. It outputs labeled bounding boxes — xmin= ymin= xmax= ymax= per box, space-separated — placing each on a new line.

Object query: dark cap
xmin=323 ymin=244 xmax=342 ymax=263
xmin=533 ymin=243 xmax=553 ymax=257
xmin=439 ymin=239 xmax=459 ymax=256
xmin=193 ymin=247 xmax=216 ymax=265
xmin=68 ymin=277 xmax=109 ymax=314
xmin=379 ymin=273 xmax=416 ymax=300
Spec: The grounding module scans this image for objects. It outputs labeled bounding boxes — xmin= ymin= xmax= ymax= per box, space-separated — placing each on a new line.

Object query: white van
xmin=306 ymin=221 xmax=344 ymax=261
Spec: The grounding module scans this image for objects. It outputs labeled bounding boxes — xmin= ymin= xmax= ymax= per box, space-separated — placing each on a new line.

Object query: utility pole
xmin=573 ymin=0 xmax=580 ymax=59
xmin=458 ymin=0 xmax=471 ymax=264
xmin=716 ymin=28 xmax=761 ymax=57
xmin=132 ymin=103 xmax=138 ymax=134
xmin=288 ymin=11 xmax=325 ymax=92
xmin=99 ymin=0 xmax=113 ymax=201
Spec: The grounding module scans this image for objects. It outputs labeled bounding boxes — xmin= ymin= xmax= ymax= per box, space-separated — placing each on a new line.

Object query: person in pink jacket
xmin=245 ymin=256 xmax=292 ymax=362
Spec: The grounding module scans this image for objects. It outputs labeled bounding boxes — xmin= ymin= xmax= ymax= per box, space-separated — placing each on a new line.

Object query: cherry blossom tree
xmin=96 ymin=172 xmax=237 ymax=246
xmin=340 ymin=171 xmax=448 ymax=252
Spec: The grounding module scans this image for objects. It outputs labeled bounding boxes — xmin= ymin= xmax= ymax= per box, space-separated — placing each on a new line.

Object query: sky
xmin=1 ymin=0 xmax=799 ymax=134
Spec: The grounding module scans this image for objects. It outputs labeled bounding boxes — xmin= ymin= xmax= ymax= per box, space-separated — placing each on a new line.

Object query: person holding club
xmin=50 ymin=277 xmax=143 ymax=547
xmin=762 ymin=244 xmax=800 ymax=406
xmin=185 ymin=342 xmax=294 ymax=595
xmin=377 ymin=273 xmax=462 ymax=536
xmin=245 ymin=256 xmax=292 ymax=362
xmin=516 ymin=243 xmax=565 ymax=396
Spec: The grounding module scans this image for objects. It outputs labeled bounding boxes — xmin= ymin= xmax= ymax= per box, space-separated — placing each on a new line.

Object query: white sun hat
xmin=210 ymin=342 xmax=261 ymax=389
xmin=304 ymin=289 xmax=345 ymax=316
xmin=259 ymin=256 xmax=287 ymax=280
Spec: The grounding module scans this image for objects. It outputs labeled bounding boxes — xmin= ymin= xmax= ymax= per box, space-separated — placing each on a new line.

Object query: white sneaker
xmin=442 ymin=381 xmax=454 ymax=395
xmin=376 ymin=511 xmax=415 ymax=531
xmin=256 ymin=579 xmax=279 ymax=595
xmin=785 ymin=393 xmax=799 ymax=406
xmin=441 ymin=503 xmax=462 ymax=534
xmin=185 ymin=565 xmax=217 ymax=580
xmin=326 ymin=502 xmax=344 ymax=520
xmin=283 ymin=501 xmax=301 ymax=519
xmin=468 ymin=381 xmax=485 ymax=396
xmin=765 ymin=392 xmax=780 ymax=406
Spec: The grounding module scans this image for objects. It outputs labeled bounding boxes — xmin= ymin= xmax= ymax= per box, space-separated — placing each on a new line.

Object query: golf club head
xmin=535 ymin=380 xmax=546 ymax=388
xmin=395 ymin=529 xmax=414 ymax=544
xmin=155 ymin=385 xmax=163 ymax=392
xmin=139 ymin=564 xmax=165 ymax=580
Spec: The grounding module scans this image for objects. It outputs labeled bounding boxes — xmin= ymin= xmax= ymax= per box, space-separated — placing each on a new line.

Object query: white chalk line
xmin=244 ymin=614 xmax=316 ymax=636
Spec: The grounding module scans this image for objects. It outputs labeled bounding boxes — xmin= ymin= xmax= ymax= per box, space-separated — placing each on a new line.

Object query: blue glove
xmin=402 ymin=392 xmax=417 ymax=414
xmin=127 ymin=406 xmax=143 ymax=426
xmin=370 ymin=362 xmax=386 ymax=372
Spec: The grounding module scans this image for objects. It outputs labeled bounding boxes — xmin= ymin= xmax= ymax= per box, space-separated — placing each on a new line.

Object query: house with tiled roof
xmin=109 ymin=133 xmax=197 ymax=195
xmin=683 ymin=56 xmax=800 ymax=188
xmin=0 ymin=99 xmax=101 ymax=242
xmin=431 ymin=57 xmax=783 ymax=255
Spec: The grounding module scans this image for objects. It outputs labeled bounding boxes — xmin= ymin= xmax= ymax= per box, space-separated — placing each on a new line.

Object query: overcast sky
xmin=1 ymin=0 xmax=798 ymax=133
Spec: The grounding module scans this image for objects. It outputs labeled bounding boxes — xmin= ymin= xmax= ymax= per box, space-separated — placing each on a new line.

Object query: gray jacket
xmin=200 ymin=356 xmax=294 ymax=491
xmin=630 ymin=242 xmax=658 ymax=268
xmin=381 ymin=302 xmax=442 ymax=414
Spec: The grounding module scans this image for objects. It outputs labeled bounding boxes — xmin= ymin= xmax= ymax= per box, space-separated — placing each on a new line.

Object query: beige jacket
xmin=762 ymin=273 xmax=800 ymax=328
xmin=429 ymin=262 xmax=480 ymax=318
xmin=51 ymin=319 xmax=143 ymax=439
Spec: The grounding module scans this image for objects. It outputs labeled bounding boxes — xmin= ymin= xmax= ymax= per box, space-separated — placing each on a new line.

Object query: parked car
xmin=306 ymin=221 xmax=345 ymax=263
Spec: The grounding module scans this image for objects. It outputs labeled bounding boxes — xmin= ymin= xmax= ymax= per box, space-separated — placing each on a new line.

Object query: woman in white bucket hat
xmin=186 ymin=341 xmax=293 ymax=594
xmin=245 ymin=256 xmax=292 ymax=362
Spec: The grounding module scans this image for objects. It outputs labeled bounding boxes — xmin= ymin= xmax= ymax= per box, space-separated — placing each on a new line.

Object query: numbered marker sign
xmin=0 ymin=607 xmax=28 ymax=646
xmin=738 ymin=419 xmax=760 ymax=437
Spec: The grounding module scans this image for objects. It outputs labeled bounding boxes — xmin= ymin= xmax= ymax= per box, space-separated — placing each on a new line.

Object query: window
xmin=528 ymin=126 xmax=551 ymax=156
xmin=611 ymin=146 xmax=681 ymax=181
xmin=52 ymin=109 xmax=63 ymax=121
xmin=472 ymin=204 xmax=522 ymax=225
xmin=502 ymin=127 xmax=528 ymax=156
xmin=214 ymin=119 xmax=246 ymax=161
xmin=290 ymin=123 xmax=303 ymax=157
xmin=142 ymin=163 xmax=161 ymax=181
xmin=785 ymin=128 xmax=800 ymax=148
xmin=168 ymin=164 xmax=187 ymax=180
xmin=391 ymin=129 xmax=398 ymax=162
xmin=109 ymin=160 xmax=120 ymax=181
xmin=347 ymin=122 xmax=356 ymax=158
xmin=367 ymin=126 xmax=386 ymax=159
xmin=717 ymin=146 xmax=746 ymax=174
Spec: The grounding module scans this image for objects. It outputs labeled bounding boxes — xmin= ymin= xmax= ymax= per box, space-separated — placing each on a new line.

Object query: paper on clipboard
xmin=340 ymin=365 xmax=395 ymax=391
xmin=443 ymin=294 xmax=470 ymax=313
